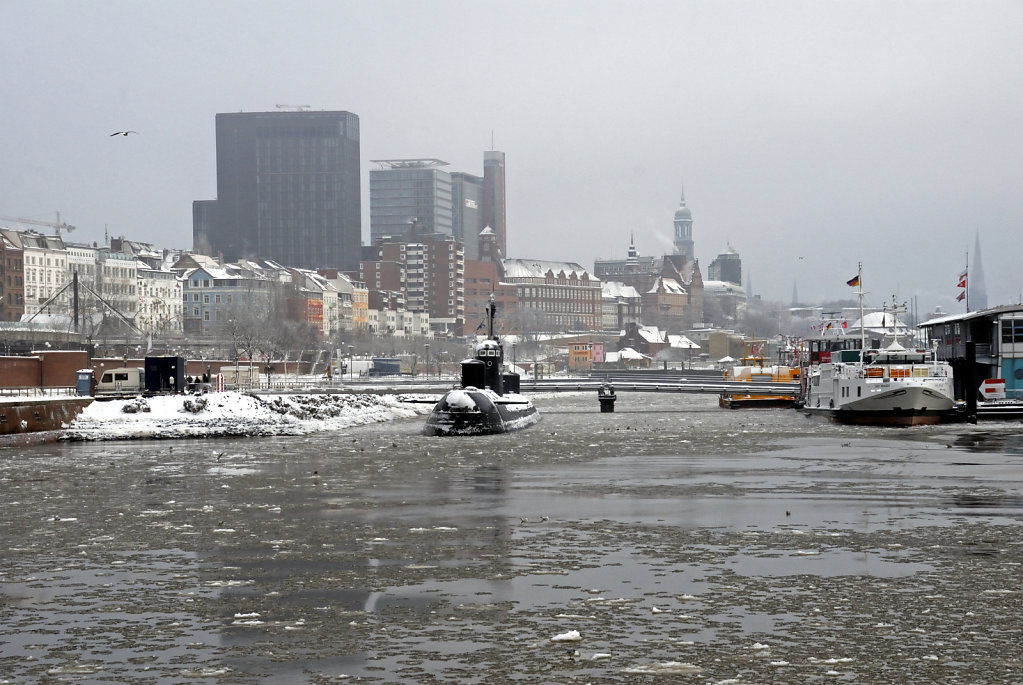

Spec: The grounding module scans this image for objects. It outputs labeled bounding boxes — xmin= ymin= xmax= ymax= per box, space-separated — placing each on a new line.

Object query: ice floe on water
xmin=550 ymin=629 xmax=582 ymax=642
xmin=62 ymin=391 xmax=431 ymax=440
xmin=622 ymin=661 xmax=701 ymax=674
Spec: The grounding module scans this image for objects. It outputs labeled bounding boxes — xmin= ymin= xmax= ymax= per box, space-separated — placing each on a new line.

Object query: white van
xmin=95 ymin=367 xmax=145 ymax=395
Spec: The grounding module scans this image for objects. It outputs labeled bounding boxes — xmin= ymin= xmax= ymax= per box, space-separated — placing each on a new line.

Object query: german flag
xmin=846 ymin=275 xmax=860 ymax=287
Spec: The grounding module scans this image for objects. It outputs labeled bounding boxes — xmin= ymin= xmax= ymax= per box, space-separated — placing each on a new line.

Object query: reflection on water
xmin=1 ymin=392 xmax=1022 ymax=682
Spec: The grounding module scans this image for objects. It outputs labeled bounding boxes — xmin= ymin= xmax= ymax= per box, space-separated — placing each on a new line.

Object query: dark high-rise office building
xmin=198 ymin=110 xmax=362 ymax=272
xmin=482 ymin=151 xmax=506 ymax=257
xmin=192 ymin=199 xmax=218 ymax=254
xmin=451 ymin=172 xmax=483 ymax=261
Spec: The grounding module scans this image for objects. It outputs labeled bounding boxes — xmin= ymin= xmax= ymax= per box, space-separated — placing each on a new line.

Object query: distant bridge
xmin=521 ymin=377 xmax=800 ymax=398
xmin=343 ymin=369 xmax=800 ymax=399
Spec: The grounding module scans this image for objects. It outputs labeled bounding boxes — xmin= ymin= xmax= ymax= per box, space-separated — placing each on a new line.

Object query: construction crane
xmin=0 ymin=212 xmax=76 ymax=237
xmin=275 ymin=104 xmax=311 ymax=111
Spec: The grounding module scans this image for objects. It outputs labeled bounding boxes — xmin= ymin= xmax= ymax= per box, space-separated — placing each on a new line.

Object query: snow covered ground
xmin=63 ymin=392 xmax=434 ymax=441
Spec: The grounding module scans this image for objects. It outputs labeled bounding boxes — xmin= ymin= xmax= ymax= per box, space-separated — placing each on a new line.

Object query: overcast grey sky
xmin=2 ymin=0 xmax=1020 ymax=313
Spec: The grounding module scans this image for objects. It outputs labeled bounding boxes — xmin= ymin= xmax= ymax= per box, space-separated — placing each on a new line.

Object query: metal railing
xmin=0 ymin=387 xmax=79 ymax=398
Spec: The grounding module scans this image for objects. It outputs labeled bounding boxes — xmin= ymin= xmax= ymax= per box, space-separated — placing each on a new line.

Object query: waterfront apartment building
xmin=0 ymin=234 xmax=24 ymax=322
xmin=136 ymin=266 xmax=184 ymax=335
xmin=369 ymin=159 xmax=453 ymax=244
xmin=181 ymin=265 xmax=275 ymax=336
xmin=196 ymin=110 xmax=363 ymax=273
xmin=1 ymin=229 xmax=67 ymax=316
xmin=362 ymin=233 xmax=464 ymax=335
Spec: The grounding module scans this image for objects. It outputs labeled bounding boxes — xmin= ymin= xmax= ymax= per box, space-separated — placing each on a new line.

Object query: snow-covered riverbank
xmin=63 ymin=392 xmax=433 ymax=441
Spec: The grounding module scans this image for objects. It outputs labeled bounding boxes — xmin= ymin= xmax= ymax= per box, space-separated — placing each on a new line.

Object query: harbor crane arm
xmin=0 ymin=212 xmax=76 ymax=236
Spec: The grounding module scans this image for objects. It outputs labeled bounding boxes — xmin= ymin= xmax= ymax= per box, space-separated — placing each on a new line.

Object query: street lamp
xmin=348 ymin=345 xmax=354 ymax=381
xmin=424 ymin=343 xmax=431 ymax=379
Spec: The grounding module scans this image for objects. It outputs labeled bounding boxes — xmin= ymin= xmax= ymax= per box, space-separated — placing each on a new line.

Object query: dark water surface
xmin=2 ymin=393 xmax=1022 ymax=683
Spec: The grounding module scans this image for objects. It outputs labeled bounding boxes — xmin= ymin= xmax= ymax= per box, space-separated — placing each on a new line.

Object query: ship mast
xmin=856 ymin=262 xmax=865 ymax=363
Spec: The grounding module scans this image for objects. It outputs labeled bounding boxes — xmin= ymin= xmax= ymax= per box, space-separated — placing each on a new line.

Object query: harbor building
xmin=500 ymin=258 xmax=602 ymax=332
xmin=919 ymin=304 xmax=1023 ymax=401
xmin=195 ymin=110 xmax=363 ymax=273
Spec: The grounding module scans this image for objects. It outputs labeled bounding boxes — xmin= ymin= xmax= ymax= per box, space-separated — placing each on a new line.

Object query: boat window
xmin=1002 ymin=319 xmax=1023 ymax=344
xmin=101 ymin=373 xmax=112 ymax=383
xmin=115 ymin=372 xmax=129 ymax=381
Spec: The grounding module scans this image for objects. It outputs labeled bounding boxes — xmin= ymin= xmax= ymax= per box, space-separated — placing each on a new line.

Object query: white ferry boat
xmin=803 ymin=340 xmax=956 ymax=425
xmin=801 ymin=266 xmax=956 ymax=426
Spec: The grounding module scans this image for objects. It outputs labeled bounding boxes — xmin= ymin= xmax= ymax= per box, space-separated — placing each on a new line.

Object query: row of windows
xmin=24 ymin=254 xmax=65 ymax=268
xmin=520 ymin=286 xmax=600 ymax=300
xmin=1001 ymin=320 xmax=1023 ymax=344
xmin=24 ymin=268 xmax=66 ymax=284
xmin=189 ymin=292 xmax=235 ymax=304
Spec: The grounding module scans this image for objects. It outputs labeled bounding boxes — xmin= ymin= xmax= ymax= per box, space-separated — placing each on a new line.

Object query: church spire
xmin=972 ymin=231 xmax=988 ymax=310
xmin=673 ymin=182 xmax=694 ymax=261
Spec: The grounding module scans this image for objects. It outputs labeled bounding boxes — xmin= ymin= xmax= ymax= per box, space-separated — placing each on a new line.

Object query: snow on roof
xmin=702 ymin=280 xmax=745 ymax=295
xmin=919 ymin=303 xmax=1023 ymax=327
xmin=617 ymin=347 xmax=649 ymax=360
xmin=648 ymin=277 xmax=686 ymax=295
xmin=667 ymin=334 xmax=700 ymax=349
xmin=636 ymin=326 xmax=665 ymax=343
xmin=501 ymin=258 xmax=597 ymax=282
xmin=602 ymin=281 xmax=641 ymax=299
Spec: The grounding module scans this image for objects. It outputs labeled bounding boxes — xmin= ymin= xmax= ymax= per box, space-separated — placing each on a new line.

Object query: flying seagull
xmin=110 ymin=131 xmax=139 ymax=136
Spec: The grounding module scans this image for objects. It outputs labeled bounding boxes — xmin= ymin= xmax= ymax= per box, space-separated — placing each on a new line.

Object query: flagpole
xmin=857 ymin=262 xmax=864 ymax=363
xmin=965 ymin=248 xmax=970 ymax=312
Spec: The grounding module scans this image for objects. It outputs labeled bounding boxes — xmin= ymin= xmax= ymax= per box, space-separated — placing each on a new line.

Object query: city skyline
xmin=2 ymin=1 xmax=1020 ymax=314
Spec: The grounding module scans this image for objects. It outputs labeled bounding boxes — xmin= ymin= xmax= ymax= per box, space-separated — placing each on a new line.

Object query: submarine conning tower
xmin=458 ymin=292 xmax=519 ymax=395
xmin=474 ymin=338 xmax=504 ymax=395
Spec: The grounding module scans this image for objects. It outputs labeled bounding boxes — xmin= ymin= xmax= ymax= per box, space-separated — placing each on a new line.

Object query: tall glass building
xmin=197 ymin=110 xmax=362 ymax=273
xmin=369 ymin=159 xmax=452 ymax=244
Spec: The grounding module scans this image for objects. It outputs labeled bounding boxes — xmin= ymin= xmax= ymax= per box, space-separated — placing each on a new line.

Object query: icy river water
xmin=2 ymin=392 xmax=1022 ymax=683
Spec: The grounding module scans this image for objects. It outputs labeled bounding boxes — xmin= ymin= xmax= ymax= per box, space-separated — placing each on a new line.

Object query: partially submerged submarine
xmin=423 ymin=296 xmax=540 ymax=436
